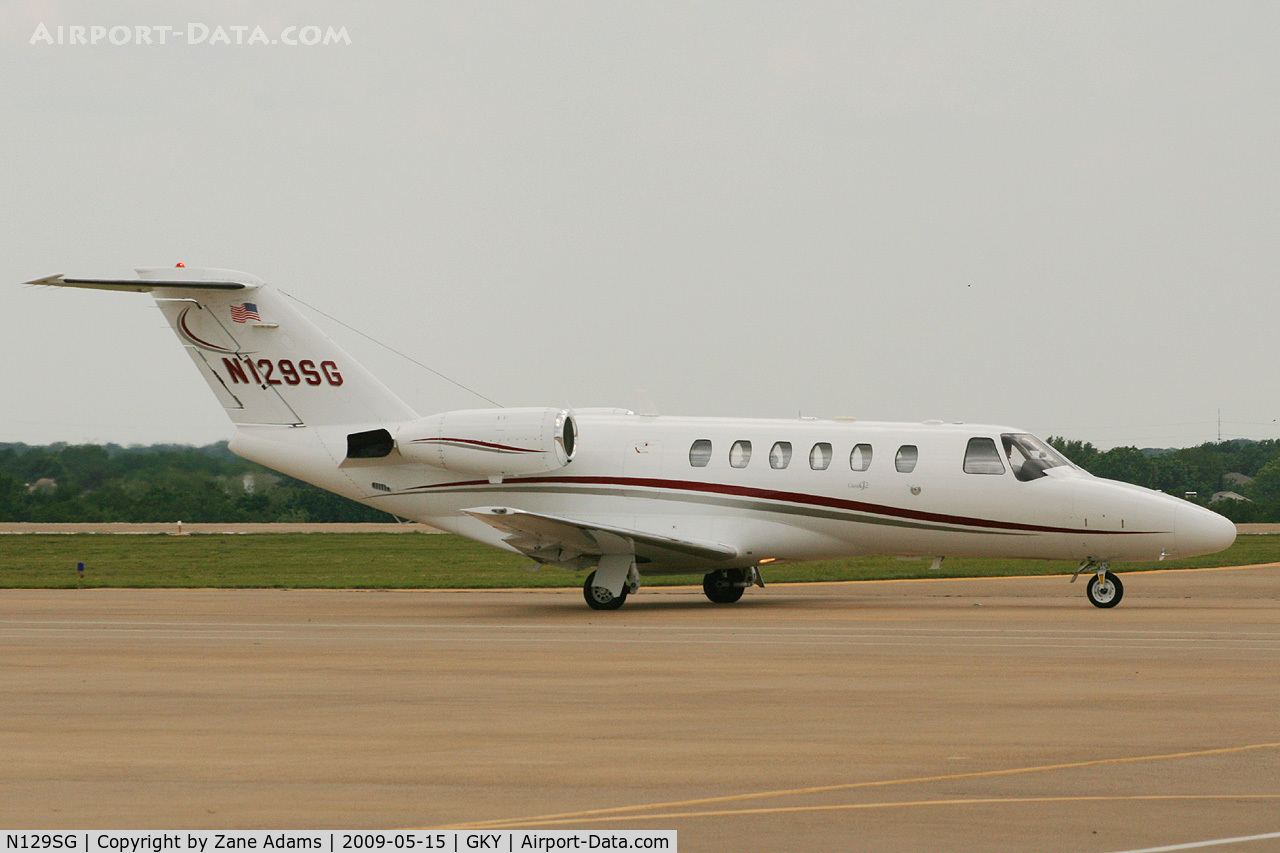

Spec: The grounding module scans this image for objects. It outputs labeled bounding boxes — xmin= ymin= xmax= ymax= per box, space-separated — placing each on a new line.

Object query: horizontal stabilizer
xmin=462 ymin=506 xmax=738 ymax=569
xmin=27 ymin=274 xmax=248 ymax=292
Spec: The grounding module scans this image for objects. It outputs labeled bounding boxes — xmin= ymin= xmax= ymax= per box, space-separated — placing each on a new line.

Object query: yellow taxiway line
xmin=476 ymin=795 xmax=1280 ymax=827
xmin=446 ymin=741 xmax=1280 ymax=830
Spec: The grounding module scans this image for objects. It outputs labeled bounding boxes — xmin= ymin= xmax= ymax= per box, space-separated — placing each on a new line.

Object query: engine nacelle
xmin=396 ymin=407 xmax=576 ymax=476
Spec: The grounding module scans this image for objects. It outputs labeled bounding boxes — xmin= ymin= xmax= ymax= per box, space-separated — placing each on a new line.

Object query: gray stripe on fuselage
xmin=385 ymin=482 xmax=1032 ymax=537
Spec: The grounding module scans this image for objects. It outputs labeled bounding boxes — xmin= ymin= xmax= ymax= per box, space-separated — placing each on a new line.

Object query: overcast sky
xmin=4 ymin=2 xmax=1278 ymax=450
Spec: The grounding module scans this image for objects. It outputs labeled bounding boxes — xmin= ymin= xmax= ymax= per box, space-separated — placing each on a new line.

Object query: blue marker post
xmin=77 ymin=561 xmax=85 ymax=587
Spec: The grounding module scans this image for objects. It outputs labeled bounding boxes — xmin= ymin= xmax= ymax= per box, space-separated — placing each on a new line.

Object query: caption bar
xmin=5 ymin=833 xmax=675 ymax=853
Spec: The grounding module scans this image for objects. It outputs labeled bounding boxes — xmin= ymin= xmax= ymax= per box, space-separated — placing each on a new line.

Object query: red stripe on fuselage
xmin=395 ymin=475 xmax=1161 ymax=536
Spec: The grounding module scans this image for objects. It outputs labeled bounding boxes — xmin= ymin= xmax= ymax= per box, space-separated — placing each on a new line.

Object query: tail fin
xmin=31 ymin=267 xmax=418 ymax=428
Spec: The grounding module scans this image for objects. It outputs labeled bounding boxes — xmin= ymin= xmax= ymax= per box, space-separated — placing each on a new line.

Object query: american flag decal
xmin=230 ymin=302 xmax=261 ymax=323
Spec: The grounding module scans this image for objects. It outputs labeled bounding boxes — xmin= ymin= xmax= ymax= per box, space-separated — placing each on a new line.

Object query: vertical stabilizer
xmin=31 ymin=267 xmax=419 ymax=428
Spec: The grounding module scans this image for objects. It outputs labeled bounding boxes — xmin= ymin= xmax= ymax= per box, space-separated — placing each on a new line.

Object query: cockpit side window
xmin=963 ymin=437 xmax=1006 ymax=475
xmin=1001 ymin=433 xmax=1071 ymax=482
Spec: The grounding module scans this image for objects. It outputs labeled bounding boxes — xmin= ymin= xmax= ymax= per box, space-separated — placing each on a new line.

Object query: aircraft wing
xmin=461 ymin=506 xmax=738 ymax=570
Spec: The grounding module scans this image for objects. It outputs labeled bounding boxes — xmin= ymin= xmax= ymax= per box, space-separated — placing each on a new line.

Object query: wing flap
xmin=462 ymin=506 xmax=738 ymax=568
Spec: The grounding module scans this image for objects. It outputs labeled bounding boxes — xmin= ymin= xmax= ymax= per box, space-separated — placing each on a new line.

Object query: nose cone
xmin=1176 ymin=502 xmax=1237 ymax=557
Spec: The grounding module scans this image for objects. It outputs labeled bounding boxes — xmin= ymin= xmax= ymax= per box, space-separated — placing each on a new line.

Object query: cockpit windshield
xmin=1001 ymin=433 xmax=1074 ymax=482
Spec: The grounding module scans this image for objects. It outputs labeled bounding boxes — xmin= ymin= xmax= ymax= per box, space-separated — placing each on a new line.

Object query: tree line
xmin=1046 ymin=437 xmax=1280 ymax=522
xmin=4 ymin=438 xmax=1280 ymax=523
xmin=0 ymin=442 xmax=394 ymax=523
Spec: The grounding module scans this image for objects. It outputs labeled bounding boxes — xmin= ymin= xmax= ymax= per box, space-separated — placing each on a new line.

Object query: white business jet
xmin=29 ymin=266 xmax=1237 ymax=610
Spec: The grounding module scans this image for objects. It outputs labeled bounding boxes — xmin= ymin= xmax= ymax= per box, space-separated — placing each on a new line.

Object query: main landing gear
xmin=703 ymin=569 xmax=746 ymax=604
xmin=703 ymin=567 xmax=765 ymax=604
xmin=582 ymin=569 xmax=637 ymax=611
xmin=1073 ymin=560 xmax=1124 ymax=608
xmin=582 ymin=564 xmax=766 ymax=610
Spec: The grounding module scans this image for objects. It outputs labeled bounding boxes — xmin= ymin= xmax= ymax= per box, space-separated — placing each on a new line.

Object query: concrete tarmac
xmin=3 ymin=567 xmax=1279 ymax=852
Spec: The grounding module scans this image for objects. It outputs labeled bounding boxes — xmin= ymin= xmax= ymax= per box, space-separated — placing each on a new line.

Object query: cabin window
xmin=849 ymin=443 xmax=872 ymax=472
xmin=809 ymin=442 xmax=832 ymax=470
xmin=730 ymin=440 xmax=753 ymax=468
xmin=689 ymin=439 xmax=713 ymax=467
xmin=963 ymin=437 xmax=1006 ymax=475
xmin=769 ymin=441 xmax=792 ymax=469
xmin=895 ymin=445 xmax=918 ymax=473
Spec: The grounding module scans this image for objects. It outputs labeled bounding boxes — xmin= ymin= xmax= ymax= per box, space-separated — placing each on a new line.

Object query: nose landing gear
xmin=1086 ymin=571 xmax=1123 ymax=607
xmin=1073 ymin=560 xmax=1124 ymax=608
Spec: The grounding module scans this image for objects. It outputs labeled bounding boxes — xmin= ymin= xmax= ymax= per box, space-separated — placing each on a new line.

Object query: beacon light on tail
xmin=28 ymin=266 xmax=1237 ymax=610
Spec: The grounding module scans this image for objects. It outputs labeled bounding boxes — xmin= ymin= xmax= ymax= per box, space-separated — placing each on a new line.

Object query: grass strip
xmin=3 ymin=533 xmax=1278 ymax=589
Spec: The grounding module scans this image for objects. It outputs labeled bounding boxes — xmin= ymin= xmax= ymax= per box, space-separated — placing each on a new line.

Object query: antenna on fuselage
xmin=278 ymin=288 xmax=503 ymax=408
xmin=633 ymin=390 xmax=659 ymax=417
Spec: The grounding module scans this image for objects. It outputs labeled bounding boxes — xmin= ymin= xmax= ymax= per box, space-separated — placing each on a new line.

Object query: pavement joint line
xmin=6 ymin=621 xmax=1280 ymax=648
xmin=3 ymin=618 xmax=1280 ymax=639
xmin=459 ymin=795 xmax=1280 ymax=827
xmin=1101 ymin=829 xmax=1280 ymax=853
xmin=5 ymin=627 xmax=1279 ymax=653
xmin=448 ymin=741 xmax=1280 ymax=830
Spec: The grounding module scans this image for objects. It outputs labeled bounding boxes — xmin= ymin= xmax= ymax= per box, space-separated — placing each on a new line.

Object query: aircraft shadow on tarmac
xmin=484 ymin=593 xmax=793 ymax=616
xmin=463 ymin=587 xmax=1017 ymax=617
xmin=469 ymin=579 xmax=1136 ymax=617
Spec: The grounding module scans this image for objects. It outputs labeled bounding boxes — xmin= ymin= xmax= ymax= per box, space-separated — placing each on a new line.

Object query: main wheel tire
xmin=703 ymin=569 xmax=746 ymax=604
xmin=583 ymin=570 xmax=628 ymax=611
xmin=1086 ymin=570 xmax=1124 ymax=608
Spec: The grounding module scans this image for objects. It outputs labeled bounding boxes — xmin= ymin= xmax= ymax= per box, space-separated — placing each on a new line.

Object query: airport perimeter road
xmin=3 ymin=568 xmax=1279 ymax=852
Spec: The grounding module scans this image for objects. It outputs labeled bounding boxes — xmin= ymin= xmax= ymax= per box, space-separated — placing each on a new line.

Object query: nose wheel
xmin=1073 ymin=560 xmax=1124 ymax=608
xmin=1085 ymin=568 xmax=1123 ymax=608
